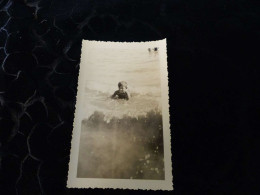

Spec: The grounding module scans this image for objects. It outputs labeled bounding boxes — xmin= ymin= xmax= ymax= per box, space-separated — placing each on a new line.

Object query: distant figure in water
xmin=148 ymin=47 xmax=158 ymax=55
xmin=111 ymin=81 xmax=130 ymax=100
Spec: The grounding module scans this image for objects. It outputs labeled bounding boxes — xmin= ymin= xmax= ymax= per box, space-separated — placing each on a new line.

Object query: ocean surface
xmin=82 ymin=47 xmax=162 ymax=119
xmin=77 ymin=46 xmax=165 ymax=179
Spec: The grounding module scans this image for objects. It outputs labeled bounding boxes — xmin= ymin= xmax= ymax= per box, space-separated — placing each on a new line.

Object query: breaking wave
xmin=83 ymin=87 xmax=162 ymax=121
xmin=77 ymin=110 xmax=165 ymax=179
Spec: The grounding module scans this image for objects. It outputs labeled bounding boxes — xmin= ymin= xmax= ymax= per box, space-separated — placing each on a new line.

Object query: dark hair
xmin=118 ymin=81 xmax=127 ymax=89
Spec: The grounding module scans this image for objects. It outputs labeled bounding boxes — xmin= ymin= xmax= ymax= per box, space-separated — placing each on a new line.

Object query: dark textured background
xmin=0 ymin=0 xmax=259 ymax=194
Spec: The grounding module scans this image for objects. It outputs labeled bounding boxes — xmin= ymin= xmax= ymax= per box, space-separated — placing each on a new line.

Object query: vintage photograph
xmin=67 ymin=40 xmax=172 ymax=190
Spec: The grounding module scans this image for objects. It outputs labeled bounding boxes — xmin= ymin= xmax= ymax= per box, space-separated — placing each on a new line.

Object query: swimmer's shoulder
xmin=111 ymin=90 xmax=120 ymax=98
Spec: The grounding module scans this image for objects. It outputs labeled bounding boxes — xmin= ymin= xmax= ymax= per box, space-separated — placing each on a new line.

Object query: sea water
xmin=77 ymin=46 xmax=165 ymax=179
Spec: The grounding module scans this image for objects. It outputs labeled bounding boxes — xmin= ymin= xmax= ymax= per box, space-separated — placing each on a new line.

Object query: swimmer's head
xmin=118 ymin=81 xmax=127 ymax=92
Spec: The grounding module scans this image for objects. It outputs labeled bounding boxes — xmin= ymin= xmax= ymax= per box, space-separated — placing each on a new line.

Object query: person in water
xmin=111 ymin=81 xmax=130 ymax=100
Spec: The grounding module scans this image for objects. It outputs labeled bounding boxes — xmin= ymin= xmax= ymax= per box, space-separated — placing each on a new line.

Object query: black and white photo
xmin=67 ymin=40 xmax=172 ymax=190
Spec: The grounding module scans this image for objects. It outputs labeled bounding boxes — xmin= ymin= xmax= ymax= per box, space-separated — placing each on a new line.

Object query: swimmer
xmin=111 ymin=81 xmax=130 ymax=100
xmin=153 ymin=47 xmax=158 ymax=52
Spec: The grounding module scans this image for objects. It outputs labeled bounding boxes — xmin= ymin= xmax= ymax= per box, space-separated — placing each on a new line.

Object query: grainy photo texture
xmin=67 ymin=40 xmax=172 ymax=190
